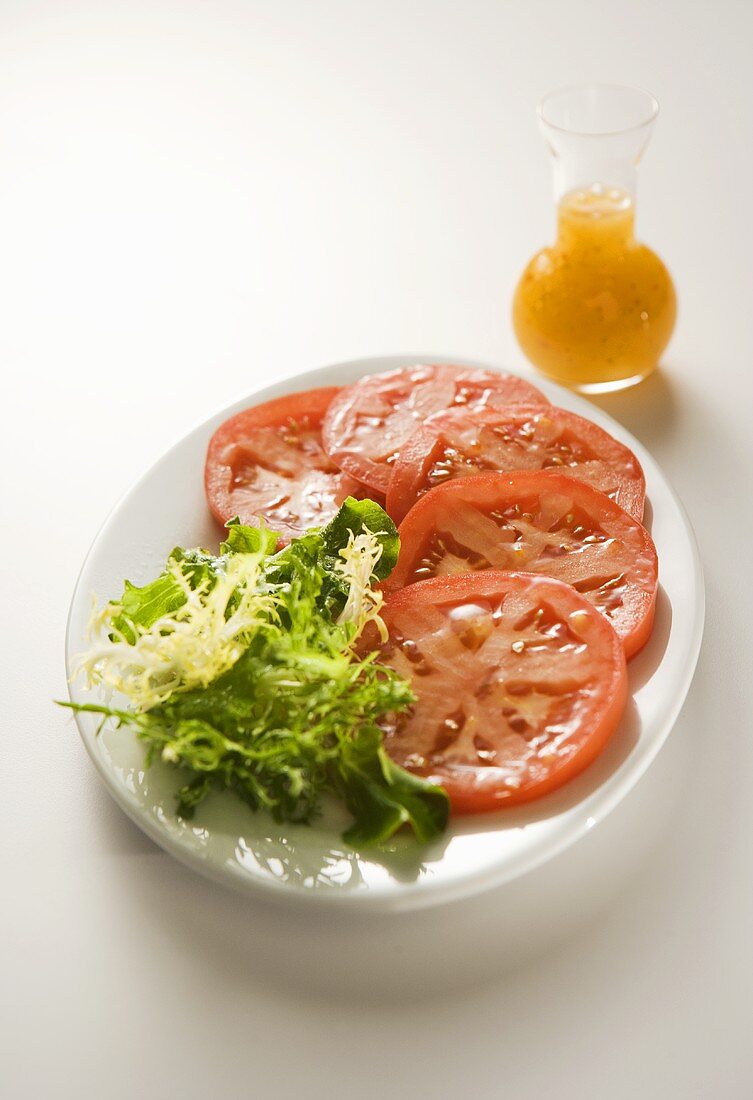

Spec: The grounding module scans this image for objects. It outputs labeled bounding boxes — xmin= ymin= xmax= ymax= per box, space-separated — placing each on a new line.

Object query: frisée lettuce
xmin=61 ymin=499 xmax=449 ymax=846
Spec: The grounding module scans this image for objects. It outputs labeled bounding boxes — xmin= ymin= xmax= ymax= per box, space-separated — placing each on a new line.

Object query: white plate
xmin=65 ymin=355 xmax=704 ymax=913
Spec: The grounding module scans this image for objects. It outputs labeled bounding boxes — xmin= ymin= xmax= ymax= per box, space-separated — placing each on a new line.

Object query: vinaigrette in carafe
xmin=512 ymin=86 xmax=676 ymax=392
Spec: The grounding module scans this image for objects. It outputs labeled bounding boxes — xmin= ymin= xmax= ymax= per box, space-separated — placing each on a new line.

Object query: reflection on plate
xmin=66 ymin=356 xmax=704 ymax=912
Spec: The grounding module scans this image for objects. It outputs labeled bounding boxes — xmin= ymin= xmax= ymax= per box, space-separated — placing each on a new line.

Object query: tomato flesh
xmin=373 ymin=570 xmax=628 ymax=813
xmin=386 ymin=403 xmax=645 ymax=523
xmin=205 ymin=387 xmax=372 ymax=544
xmin=386 ymin=471 xmax=658 ymax=658
xmin=322 ymin=365 xmax=549 ymax=497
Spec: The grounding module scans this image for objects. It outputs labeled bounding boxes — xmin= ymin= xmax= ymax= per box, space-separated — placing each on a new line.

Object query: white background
xmin=2 ymin=2 xmax=751 ymax=1097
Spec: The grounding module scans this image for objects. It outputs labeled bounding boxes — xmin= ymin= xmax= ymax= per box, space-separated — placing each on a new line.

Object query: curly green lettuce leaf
xmin=62 ymin=499 xmax=448 ymax=846
xmin=267 ymin=496 xmax=399 ymax=623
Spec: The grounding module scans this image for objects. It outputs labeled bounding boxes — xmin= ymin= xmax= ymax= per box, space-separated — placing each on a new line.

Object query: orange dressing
xmin=513 ymin=185 xmax=676 ymax=390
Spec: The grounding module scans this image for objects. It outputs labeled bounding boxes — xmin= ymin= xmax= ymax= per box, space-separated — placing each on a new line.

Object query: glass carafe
xmin=512 ymin=84 xmax=676 ymax=392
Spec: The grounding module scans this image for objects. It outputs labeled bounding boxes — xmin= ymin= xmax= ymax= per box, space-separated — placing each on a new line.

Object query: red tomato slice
xmin=205 ymin=387 xmax=373 ymax=544
xmin=386 ymin=404 xmax=645 ymax=524
xmin=385 ymin=471 xmax=658 ymax=658
xmin=322 ymin=365 xmax=549 ymax=497
xmin=373 ymin=570 xmax=628 ymax=813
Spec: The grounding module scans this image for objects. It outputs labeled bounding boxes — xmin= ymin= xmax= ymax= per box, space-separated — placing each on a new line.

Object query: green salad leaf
xmin=337 ymin=727 xmax=449 ymax=846
xmin=61 ymin=499 xmax=448 ymax=846
xmin=320 ymin=496 xmax=400 ymax=580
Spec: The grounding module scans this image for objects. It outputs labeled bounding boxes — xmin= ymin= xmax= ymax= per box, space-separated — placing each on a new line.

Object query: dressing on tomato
xmin=205 ymin=387 xmax=372 ymax=544
xmin=386 ymin=470 xmax=657 ymax=658
xmin=373 ymin=570 xmax=628 ymax=813
xmin=322 ymin=364 xmax=548 ymax=497
xmin=386 ymin=403 xmax=645 ymax=523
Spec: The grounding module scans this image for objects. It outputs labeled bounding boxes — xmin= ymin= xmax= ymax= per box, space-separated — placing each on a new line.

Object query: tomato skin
xmin=386 ymin=404 xmax=646 ymax=524
xmin=375 ymin=570 xmax=628 ymax=813
xmin=205 ymin=387 xmax=374 ymax=545
xmin=385 ymin=470 xmax=658 ymax=659
xmin=322 ymin=365 xmax=549 ymax=497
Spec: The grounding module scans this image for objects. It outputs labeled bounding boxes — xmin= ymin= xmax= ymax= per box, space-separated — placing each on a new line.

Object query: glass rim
xmin=537 ymin=83 xmax=660 ymax=138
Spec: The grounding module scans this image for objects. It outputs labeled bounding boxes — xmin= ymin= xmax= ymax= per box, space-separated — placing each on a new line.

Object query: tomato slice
xmin=385 ymin=471 xmax=658 ymax=658
xmin=386 ymin=403 xmax=645 ymax=524
xmin=372 ymin=570 xmax=628 ymax=813
xmin=205 ymin=387 xmax=372 ymax=544
xmin=322 ymin=365 xmax=549 ymax=497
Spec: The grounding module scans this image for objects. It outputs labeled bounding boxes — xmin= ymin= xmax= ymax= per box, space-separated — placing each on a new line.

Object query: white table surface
xmin=3 ymin=2 xmax=751 ymax=1097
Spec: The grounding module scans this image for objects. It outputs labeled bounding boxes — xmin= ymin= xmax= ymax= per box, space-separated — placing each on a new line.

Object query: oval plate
xmin=65 ymin=356 xmax=704 ymax=912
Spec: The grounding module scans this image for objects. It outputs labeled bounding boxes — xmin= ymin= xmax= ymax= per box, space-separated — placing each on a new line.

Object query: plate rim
xmin=65 ymin=353 xmax=706 ymax=913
